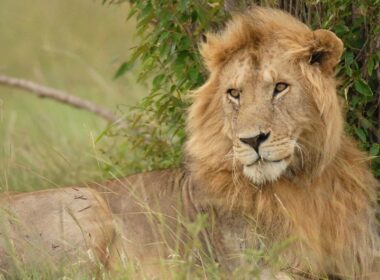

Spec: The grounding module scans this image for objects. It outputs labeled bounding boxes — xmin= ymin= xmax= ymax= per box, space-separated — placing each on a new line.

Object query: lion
xmin=0 ymin=7 xmax=379 ymax=279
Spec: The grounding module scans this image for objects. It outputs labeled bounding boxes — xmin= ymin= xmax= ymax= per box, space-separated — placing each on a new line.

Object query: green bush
xmin=102 ymin=0 xmax=380 ymax=178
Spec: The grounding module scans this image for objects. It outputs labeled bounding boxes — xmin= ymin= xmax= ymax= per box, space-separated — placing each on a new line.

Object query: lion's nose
xmin=239 ymin=132 xmax=270 ymax=153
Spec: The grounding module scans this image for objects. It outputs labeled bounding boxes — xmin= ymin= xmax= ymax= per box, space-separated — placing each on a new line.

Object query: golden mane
xmin=185 ymin=7 xmax=379 ymax=278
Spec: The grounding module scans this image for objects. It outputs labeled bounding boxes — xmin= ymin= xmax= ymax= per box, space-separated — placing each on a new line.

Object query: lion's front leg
xmin=0 ymin=187 xmax=115 ymax=276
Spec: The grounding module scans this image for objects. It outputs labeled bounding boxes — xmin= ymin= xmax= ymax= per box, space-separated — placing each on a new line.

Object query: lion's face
xmin=219 ymin=49 xmax=311 ymax=184
xmin=187 ymin=8 xmax=344 ymax=188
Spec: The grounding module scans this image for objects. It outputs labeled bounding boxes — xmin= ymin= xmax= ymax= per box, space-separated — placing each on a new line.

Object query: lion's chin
xmin=242 ymin=160 xmax=289 ymax=185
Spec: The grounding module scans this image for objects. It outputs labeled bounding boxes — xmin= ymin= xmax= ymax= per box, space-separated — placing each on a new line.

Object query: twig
xmin=0 ymin=74 xmax=125 ymax=126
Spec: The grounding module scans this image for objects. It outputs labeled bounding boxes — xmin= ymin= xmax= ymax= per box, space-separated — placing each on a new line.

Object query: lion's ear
xmin=309 ymin=29 xmax=344 ymax=74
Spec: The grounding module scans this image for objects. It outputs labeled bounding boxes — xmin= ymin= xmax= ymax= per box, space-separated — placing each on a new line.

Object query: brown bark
xmin=0 ymin=75 xmax=126 ymax=127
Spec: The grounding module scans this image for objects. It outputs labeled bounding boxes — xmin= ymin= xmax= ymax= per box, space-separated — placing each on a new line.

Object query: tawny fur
xmin=186 ymin=7 xmax=379 ymax=279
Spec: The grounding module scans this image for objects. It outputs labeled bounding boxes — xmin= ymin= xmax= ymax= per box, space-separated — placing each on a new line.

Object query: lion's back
xmin=96 ymin=168 xmax=196 ymax=274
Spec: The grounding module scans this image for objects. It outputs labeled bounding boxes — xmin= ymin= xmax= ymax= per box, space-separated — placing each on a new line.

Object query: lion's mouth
xmin=246 ymin=155 xmax=291 ymax=167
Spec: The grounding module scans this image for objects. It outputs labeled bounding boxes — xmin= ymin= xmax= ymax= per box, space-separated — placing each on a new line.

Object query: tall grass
xmin=0 ymin=1 xmax=148 ymax=277
xmin=0 ymin=0 xmax=145 ymax=191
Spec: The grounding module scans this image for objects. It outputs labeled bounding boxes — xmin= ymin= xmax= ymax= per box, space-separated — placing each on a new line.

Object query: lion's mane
xmin=185 ymin=7 xmax=379 ymax=278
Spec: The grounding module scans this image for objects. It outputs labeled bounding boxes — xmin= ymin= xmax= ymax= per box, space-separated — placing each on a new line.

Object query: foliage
xmin=101 ymin=0 xmax=227 ymax=175
xmin=320 ymin=0 xmax=380 ymax=176
xmin=103 ymin=0 xmax=380 ymax=177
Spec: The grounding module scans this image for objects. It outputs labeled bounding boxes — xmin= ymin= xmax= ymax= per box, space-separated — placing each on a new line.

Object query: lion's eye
xmin=273 ymin=82 xmax=289 ymax=97
xmin=227 ymin=88 xmax=241 ymax=100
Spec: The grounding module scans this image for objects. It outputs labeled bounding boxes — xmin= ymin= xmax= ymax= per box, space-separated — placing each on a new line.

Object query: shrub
xmin=102 ymin=0 xmax=380 ymax=178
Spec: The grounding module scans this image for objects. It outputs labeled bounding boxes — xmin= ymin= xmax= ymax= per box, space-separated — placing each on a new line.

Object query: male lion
xmin=0 ymin=7 xmax=379 ymax=280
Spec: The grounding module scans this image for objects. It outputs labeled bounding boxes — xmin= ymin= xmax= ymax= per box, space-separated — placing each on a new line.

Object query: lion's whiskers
xmin=229 ymin=153 xmax=246 ymax=208
xmin=223 ymin=150 xmax=235 ymax=161
xmin=294 ymin=142 xmax=305 ymax=168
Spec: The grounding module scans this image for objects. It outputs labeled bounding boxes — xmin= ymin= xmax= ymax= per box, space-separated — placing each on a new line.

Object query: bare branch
xmin=0 ymin=74 xmax=126 ymax=126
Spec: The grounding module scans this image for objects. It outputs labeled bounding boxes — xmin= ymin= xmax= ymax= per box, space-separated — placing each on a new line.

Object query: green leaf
xmin=114 ymin=61 xmax=133 ymax=79
xmin=127 ymin=7 xmax=138 ymax=20
xmin=179 ymin=0 xmax=189 ymax=11
xmin=369 ymin=144 xmax=380 ymax=156
xmin=158 ymin=31 xmax=171 ymax=44
xmin=354 ymin=127 xmax=367 ymax=142
xmin=357 ymin=116 xmax=372 ymax=129
xmin=345 ymin=65 xmax=352 ymax=77
xmin=351 ymin=95 xmax=359 ymax=107
xmin=354 ymin=79 xmax=373 ymax=97
xmin=345 ymin=51 xmax=354 ymax=65
xmin=152 ymin=74 xmax=166 ymax=90
xmin=139 ymin=2 xmax=153 ymax=21
xmin=159 ymin=10 xmax=172 ymax=23
xmin=189 ymin=67 xmax=198 ymax=82
xmin=334 ymin=24 xmax=349 ymax=35
xmin=367 ymin=58 xmax=374 ymax=76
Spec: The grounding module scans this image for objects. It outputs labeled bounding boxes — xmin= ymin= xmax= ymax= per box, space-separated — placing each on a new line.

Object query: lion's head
xmin=186 ymin=7 xmax=344 ymax=187
xmin=185 ymin=8 xmax=379 ymax=277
